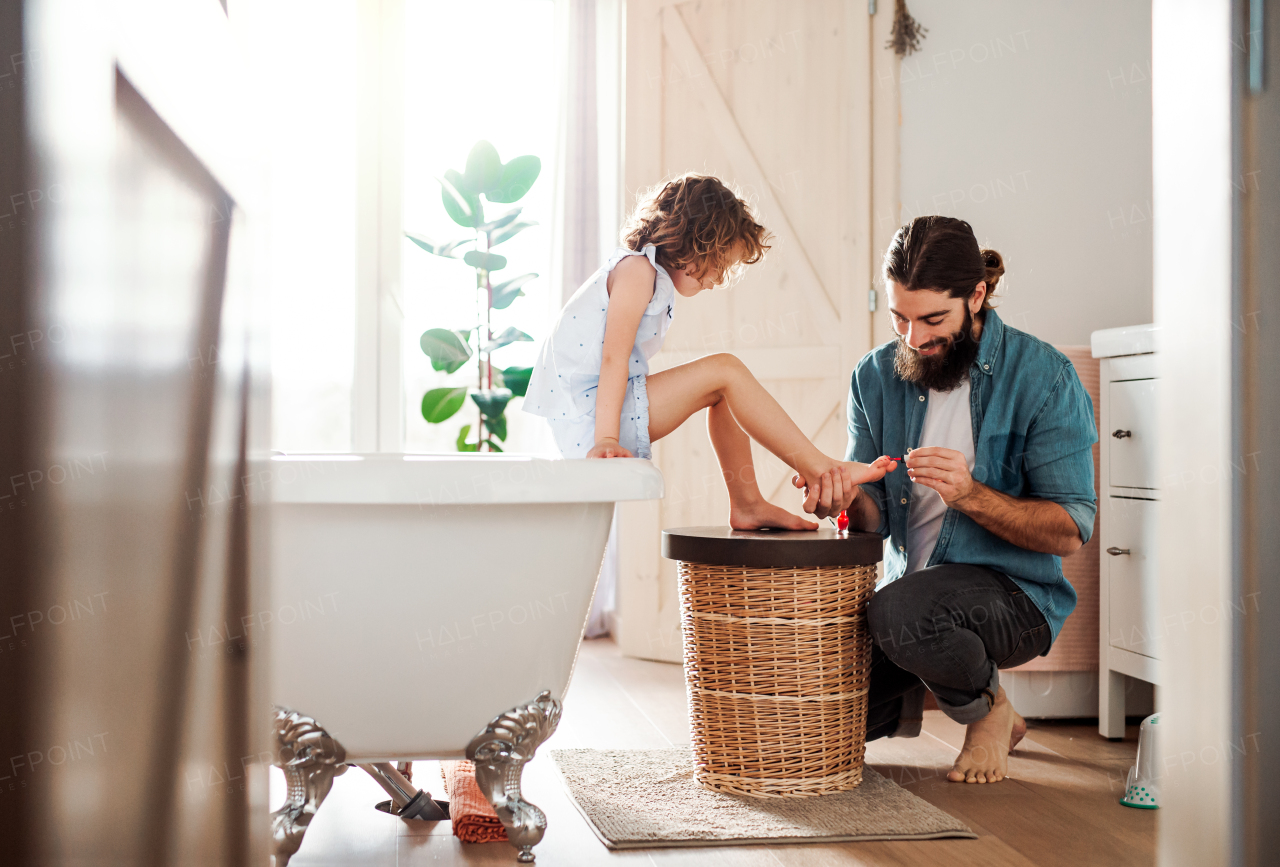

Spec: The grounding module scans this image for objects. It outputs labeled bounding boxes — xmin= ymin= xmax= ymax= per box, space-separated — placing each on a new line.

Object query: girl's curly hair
xmin=620 ymin=174 xmax=771 ymax=286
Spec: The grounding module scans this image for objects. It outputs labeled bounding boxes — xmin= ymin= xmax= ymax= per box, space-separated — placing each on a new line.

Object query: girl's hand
xmin=587 ymin=438 xmax=634 ymax=459
xmin=593 ymin=257 xmax=655 ymax=465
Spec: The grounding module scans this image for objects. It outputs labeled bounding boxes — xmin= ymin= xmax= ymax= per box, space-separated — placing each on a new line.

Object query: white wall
xmin=897 ymin=0 xmax=1152 ymax=346
xmin=1152 ymin=0 xmax=1237 ymax=862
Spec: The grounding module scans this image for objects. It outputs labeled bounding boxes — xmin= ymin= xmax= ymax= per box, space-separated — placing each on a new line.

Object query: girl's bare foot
xmin=793 ymin=456 xmax=896 ymax=497
xmin=729 ymin=499 xmax=819 ymax=531
xmin=844 ymin=456 xmax=898 ymax=485
xmin=947 ymin=686 xmax=1022 ymax=783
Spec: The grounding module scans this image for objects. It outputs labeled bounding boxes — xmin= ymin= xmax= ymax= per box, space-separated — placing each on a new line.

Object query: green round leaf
xmin=491 ymin=273 xmax=537 ymax=310
xmin=405 ymin=232 xmax=472 ymax=258
xmin=481 ymin=326 xmax=533 ymax=353
xmin=482 ymin=412 xmax=508 ymax=442
xmin=440 ymin=170 xmax=483 ymax=228
xmin=488 ymin=219 xmax=537 ymax=248
xmin=470 ymin=387 xmax=513 ymax=419
xmin=456 ymin=424 xmax=479 ymax=452
xmin=499 ymin=365 xmax=533 ymax=397
xmin=422 ymin=386 xmax=468 ymax=424
xmin=420 ymin=328 xmax=473 ymax=373
xmin=463 ymin=141 xmax=502 ymax=194
xmin=463 ymin=250 xmax=508 ymax=272
xmin=487 ymin=155 xmax=541 ymax=203
xmin=479 ymin=206 xmax=523 ymax=233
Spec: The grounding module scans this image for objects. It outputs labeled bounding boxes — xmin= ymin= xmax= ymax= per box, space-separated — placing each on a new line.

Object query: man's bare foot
xmin=947 ymin=686 xmax=1023 ymax=783
xmin=1010 ymin=713 xmax=1027 ymax=752
xmin=729 ymin=499 xmax=818 ymax=531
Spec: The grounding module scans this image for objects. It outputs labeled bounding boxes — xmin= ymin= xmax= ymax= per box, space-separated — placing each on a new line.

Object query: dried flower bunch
xmin=887 ymin=0 xmax=927 ymax=57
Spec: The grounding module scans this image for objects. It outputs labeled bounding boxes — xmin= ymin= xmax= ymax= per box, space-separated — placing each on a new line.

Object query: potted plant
xmin=406 ymin=140 xmax=541 ymax=451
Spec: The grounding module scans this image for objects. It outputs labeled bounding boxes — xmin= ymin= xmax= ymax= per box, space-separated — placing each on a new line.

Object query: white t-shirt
xmin=906 ymin=378 xmax=976 ymax=574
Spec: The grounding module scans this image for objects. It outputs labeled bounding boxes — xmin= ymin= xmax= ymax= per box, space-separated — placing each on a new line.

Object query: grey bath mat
xmin=551 ymin=748 xmax=976 ymax=849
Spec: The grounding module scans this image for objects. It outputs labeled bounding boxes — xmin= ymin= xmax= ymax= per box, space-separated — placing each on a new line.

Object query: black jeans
xmin=863 ymin=563 xmax=1052 ymax=740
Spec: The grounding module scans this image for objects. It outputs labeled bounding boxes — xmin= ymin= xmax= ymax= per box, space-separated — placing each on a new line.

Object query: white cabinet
xmin=1106 ymin=496 xmax=1161 ymax=659
xmin=1108 ymin=379 xmax=1159 ymax=490
xmin=1092 ymin=324 xmax=1160 ymax=738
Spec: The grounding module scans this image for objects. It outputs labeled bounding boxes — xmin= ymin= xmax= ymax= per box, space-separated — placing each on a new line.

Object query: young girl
xmin=524 ymin=174 xmax=895 ymax=529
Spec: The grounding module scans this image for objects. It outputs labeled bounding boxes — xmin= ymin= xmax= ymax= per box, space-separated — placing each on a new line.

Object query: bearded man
xmin=800 ymin=216 xmax=1098 ymax=784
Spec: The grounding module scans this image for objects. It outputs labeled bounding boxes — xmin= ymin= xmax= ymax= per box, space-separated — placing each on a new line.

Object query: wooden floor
xmin=279 ymin=638 xmax=1154 ymax=867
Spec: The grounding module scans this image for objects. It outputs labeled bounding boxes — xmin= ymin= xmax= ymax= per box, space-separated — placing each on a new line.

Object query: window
xmin=240 ymin=0 xmax=574 ymax=455
xmin=238 ymin=0 xmax=359 ymax=453
xmin=400 ymin=0 xmax=557 ymax=454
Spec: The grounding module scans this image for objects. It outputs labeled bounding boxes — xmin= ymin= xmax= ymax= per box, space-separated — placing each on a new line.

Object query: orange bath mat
xmin=442 ymin=760 xmax=507 ymax=843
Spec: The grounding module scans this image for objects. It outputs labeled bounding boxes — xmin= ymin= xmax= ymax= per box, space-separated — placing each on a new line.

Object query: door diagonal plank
xmin=763 ymin=398 xmax=843 ymax=502
xmin=660 ymin=6 xmax=842 ymax=346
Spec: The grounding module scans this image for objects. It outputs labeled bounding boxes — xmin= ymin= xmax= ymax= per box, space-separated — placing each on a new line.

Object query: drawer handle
xmin=1107 ymin=546 xmax=1131 ymax=556
xmin=1112 ymin=429 xmax=1132 ymax=439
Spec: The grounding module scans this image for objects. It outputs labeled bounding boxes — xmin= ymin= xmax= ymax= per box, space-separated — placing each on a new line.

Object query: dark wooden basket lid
xmin=661 ymin=526 xmax=883 ymax=568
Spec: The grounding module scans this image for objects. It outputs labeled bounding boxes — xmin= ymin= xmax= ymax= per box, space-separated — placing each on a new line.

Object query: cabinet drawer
xmin=1109 ymin=379 xmax=1158 ymax=489
xmin=1107 ymin=496 xmax=1160 ymax=659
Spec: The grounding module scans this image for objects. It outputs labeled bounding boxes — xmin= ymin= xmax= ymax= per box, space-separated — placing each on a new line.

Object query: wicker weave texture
xmin=678 ymin=561 xmax=877 ymax=798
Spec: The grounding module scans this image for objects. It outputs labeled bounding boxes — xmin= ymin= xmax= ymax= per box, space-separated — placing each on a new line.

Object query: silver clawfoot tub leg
xmin=271 ymin=707 xmax=348 ymax=867
xmin=466 ymin=690 xmax=562 ymax=863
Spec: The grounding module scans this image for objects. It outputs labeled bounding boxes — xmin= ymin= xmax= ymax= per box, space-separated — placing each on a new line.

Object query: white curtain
xmin=551 ymin=0 xmax=623 ymax=637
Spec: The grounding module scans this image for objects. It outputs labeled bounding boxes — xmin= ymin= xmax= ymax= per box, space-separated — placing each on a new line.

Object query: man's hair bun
xmin=980 ymin=248 xmax=1005 ymax=292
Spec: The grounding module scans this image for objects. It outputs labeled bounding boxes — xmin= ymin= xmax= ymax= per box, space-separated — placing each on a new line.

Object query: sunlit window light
xmin=401 ymin=0 xmax=557 ymax=455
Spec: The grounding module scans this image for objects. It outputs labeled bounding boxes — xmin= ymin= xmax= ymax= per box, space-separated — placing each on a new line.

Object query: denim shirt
xmin=845 ymin=309 xmax=1098 ymax=641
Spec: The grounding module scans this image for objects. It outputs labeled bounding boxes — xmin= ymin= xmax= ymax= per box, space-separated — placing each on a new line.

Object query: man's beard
xmin=893 ymin=307 xmax=981 ymax=392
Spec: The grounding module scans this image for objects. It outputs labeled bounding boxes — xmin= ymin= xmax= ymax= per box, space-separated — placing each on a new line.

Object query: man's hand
xmin=586 ymin=438 xmax=634 ymax=459
xmin=906 ymin=446 xmax=1083 ymax=556
xmin=905 ymin=447 xmax=975 ymax=507
xmin=790 ymin=466 xmax=856 ymax=519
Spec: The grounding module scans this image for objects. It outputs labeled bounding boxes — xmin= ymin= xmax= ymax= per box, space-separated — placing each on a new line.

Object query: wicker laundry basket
xmin=661 ymin=527 xmax=882 ymax=798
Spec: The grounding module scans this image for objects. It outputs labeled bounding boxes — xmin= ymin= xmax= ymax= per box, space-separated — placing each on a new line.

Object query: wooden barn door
xmin=616 ymin=0 xmax=876 ymax=662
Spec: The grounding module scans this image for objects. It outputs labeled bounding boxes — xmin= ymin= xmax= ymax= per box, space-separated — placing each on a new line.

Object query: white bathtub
xmin=267 ymin=454 xmax=663 ymax=863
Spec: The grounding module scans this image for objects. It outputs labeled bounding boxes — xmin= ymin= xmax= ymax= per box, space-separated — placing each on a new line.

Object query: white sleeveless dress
xmin=524 ymin=244 xmax=676 ymax=458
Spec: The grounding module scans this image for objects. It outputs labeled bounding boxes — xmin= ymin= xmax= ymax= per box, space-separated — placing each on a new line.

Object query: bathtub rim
xmin=267 ymin=453 xmax=664 ymax=506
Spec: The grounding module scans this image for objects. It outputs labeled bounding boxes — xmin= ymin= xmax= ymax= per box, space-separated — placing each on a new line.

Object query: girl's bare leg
xmin=646 ymin=353 xmax=892 ymax=516
xmin=706 ymin=397 xmax=817 ymax=530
